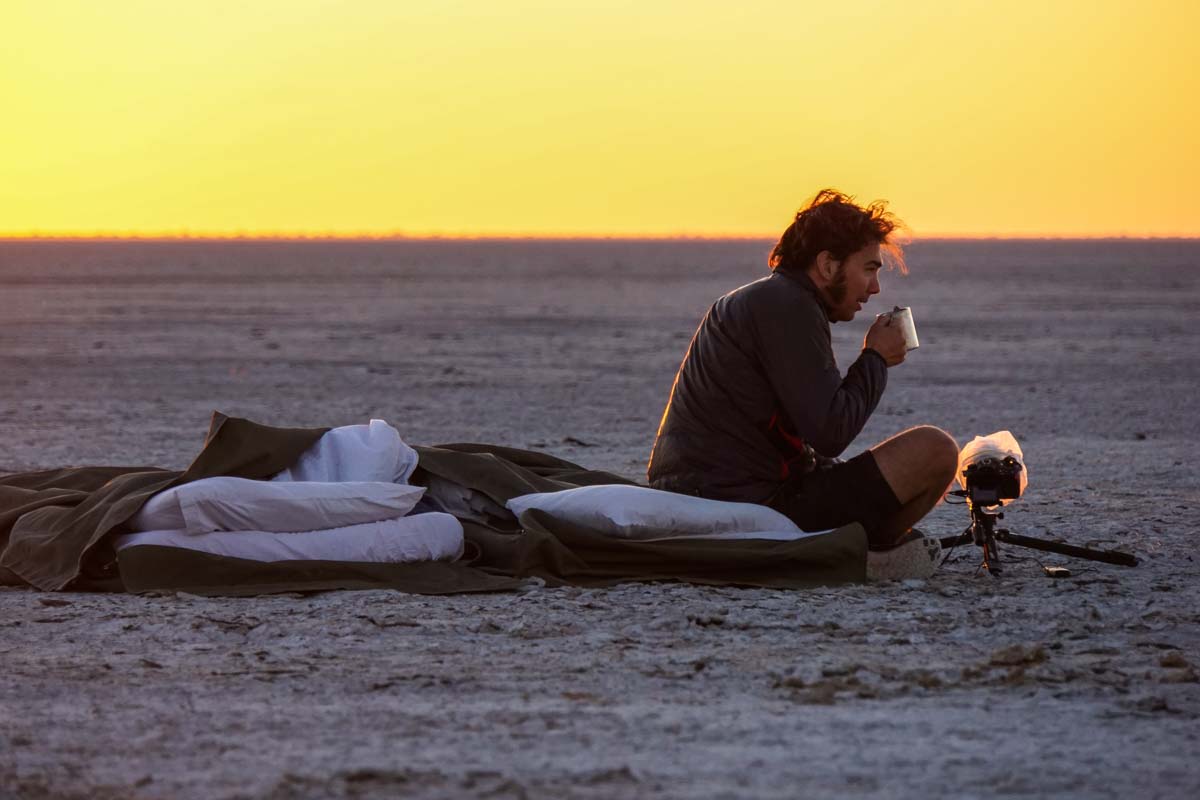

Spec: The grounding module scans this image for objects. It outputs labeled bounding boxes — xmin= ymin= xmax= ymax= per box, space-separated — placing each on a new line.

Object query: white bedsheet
xmin=129 ymin=477 xmax=425 ymax=535
xmin=114 ymin=512 xmax=464 ymax=564
xmin=637 ymin=528 xmax=827 ymax=543
xmin=420 ymin=474 xmax=509 ymax=524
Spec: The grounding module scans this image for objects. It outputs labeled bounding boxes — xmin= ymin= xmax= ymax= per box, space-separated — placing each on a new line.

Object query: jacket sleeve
xmin=751 ymin=293 xmax=888 ymax=458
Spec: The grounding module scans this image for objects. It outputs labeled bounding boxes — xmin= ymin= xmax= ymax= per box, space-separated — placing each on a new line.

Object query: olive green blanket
xmin=1 ymin=414 xmax=866 ymax=594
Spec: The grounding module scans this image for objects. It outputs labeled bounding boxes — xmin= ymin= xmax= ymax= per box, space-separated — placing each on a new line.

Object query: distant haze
xmin=3 ymin=1 xmax=1197 ymax=238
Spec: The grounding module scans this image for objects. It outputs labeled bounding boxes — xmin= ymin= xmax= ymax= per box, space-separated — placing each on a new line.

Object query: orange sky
xmin=2 ymin=0 xmax=1197 ymax=238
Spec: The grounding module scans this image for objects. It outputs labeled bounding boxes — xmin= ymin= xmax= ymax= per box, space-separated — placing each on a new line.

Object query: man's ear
xmin=814 ymin=250 xmax=839 ymax=285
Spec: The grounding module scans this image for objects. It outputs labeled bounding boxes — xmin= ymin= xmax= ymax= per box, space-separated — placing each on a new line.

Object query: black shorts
xmin=765 ymin=450 xmax=901 ymax=539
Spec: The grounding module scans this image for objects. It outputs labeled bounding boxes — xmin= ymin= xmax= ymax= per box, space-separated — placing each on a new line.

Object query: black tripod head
xmin=947 ymin=487 xmax=1007 ymax=573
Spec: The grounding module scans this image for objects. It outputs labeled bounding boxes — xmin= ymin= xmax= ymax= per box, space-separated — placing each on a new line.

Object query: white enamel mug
xmin=883 ymin=306 xmax=919 ymax=350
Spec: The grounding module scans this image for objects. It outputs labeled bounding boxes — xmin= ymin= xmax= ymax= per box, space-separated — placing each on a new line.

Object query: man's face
xmin=813 ymin=244 xmax=883 ymax=322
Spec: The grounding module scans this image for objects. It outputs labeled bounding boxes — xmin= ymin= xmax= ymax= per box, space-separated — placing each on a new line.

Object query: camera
xmin=961 ymin=456 xmax=1024 ymax=506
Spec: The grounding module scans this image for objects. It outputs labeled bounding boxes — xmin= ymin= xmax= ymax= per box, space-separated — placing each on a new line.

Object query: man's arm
xmin=752 ymin=295 xmax=888 ymax=458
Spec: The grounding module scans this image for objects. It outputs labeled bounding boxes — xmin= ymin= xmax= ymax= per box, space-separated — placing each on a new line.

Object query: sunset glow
xmin=3 ymin=0 xmax=1197 ymax=238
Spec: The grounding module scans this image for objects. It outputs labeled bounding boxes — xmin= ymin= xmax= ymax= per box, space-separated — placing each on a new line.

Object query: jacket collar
xmin=774 ymin=268 xmax=831 ymax=321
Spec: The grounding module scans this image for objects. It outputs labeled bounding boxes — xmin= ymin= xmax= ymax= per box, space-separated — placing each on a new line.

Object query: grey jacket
xmin=647 ymin=269 xmax=887 ymax=503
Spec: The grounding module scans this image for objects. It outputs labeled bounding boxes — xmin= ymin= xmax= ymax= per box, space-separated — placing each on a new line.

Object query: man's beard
xmin=825 ymin=264 xmax=848 ymax=305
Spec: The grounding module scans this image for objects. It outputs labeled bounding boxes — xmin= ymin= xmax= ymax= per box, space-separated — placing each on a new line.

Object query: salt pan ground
xmin=2 ymin=239 xmax=1197 ymax=798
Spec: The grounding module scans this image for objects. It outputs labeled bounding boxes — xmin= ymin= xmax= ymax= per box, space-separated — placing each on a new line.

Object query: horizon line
xmin=3 ymin=231 xmax=1199 ymax=243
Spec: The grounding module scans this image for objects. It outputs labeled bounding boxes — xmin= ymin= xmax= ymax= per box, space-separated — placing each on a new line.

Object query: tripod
xmin=939 ymin=491 xmax=1139 ymax=575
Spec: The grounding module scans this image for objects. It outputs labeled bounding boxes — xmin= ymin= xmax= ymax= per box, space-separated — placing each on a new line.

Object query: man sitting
xmin=647 ymin=189 xmax=958 ymax=551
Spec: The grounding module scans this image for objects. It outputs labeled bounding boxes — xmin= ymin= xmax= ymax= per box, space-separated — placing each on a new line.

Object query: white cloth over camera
xmin=956 ymin=430 xmax=1029 ymax=502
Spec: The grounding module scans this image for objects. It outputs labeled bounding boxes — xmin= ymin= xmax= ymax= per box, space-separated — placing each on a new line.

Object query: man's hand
xmin=864 ymin=314 xmax=907 ymax=367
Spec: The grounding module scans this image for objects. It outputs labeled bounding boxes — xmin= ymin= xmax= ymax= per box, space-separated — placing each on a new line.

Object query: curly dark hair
xmin=768 ymin=189 xmax=907 ymax=275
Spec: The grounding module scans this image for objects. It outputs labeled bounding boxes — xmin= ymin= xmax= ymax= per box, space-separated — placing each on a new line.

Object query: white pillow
xmin=270 ymin=419 xmax=418 ymax=483
xmin=129 ymin=477 xmax=425 ymax=535
xmin=114 ymin=512 xmax=464 ymax=564
xmin=505 ymin=484 xmax=802 ymax=540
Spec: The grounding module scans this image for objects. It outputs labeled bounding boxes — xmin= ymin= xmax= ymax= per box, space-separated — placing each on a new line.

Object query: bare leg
xmin=868 ymin=425 xmax=959 ymax=547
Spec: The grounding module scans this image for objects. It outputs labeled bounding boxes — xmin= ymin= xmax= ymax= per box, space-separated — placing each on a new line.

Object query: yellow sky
xmin=2 ymin=0 xmax=1197 ymax=237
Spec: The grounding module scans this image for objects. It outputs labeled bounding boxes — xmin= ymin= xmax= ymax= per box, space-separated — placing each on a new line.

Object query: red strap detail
xmin=767 ymin=411 xmax=807 ymax=481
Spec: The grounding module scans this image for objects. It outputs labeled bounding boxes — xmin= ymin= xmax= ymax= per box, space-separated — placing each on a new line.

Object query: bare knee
xmin=873 ymin=425 xmax=958 ymax=501
xmin=909 ymin=425 xmax=959 ymax=484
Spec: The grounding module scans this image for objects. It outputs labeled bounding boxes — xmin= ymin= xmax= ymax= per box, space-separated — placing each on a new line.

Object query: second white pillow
xmin=506 ymin=484 xmax=801 ymax=540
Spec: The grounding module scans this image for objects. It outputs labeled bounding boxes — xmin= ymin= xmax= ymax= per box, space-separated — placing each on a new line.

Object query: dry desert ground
xmin=1 ymin=239 xmax=1198 ymax=799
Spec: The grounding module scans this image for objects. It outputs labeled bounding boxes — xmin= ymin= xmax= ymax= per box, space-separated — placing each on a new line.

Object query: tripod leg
xmin=939 ymin=529 xmax=974 ymax=549
xmin=984 ymin=535 xmax=1002 ymax=575
xmin=994 ymin=531 xmax=1138 ymax=567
